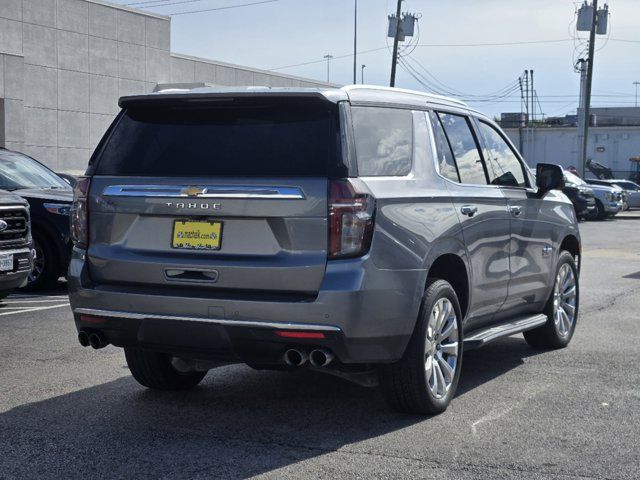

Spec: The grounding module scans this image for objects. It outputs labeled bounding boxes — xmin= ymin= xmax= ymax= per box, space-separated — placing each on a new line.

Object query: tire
xmin=379 ymin=279 xmax=463 ymax=415
xmin=20 ymin=231 xmax=59 ymax=291
xmin=589 ymin=200 xmax=605 ymax=220
xmin=125 ymin=347 xmax=207 ymax=390
xmin=524 ymin=251 xmax=579 ymax=349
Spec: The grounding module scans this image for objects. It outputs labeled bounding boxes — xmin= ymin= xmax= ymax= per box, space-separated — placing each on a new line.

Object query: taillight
xmin=70 ymin=176 xmax=90 ymax=248
xmin=328 ymin=179 xmax=375 ymax=259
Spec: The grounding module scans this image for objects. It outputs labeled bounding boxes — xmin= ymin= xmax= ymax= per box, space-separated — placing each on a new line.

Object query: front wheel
xmin=524 ymin=251 xmax=579 ymax=349
xmin=21 ymin=233 xmax=59 ymax=291
xmin=379 ymin=279 xmax=463 ymax=415
xmin=125 ymin=347 xmax=207 ymax=390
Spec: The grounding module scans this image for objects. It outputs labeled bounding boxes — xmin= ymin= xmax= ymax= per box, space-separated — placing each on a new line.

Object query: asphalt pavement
xmin=1 ymin=214 xmax=639 ymax=479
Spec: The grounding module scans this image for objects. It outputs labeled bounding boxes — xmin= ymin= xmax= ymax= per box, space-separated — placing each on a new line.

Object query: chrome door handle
xmin=460 ymin=205 xmax=478 ymax=217
xmin=509 ymin=205 xmax=523 ymax=217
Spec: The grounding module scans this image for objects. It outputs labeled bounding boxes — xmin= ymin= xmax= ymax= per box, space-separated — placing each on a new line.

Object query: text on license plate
xmin=0 ymin=254 xmax=14 ymax=272
xmin=172 ymin=220 xmax=222 ymax=250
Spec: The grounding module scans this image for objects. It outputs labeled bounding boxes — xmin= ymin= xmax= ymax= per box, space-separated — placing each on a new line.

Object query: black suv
xmin=0 ymin=148 xmax=73 ymax=289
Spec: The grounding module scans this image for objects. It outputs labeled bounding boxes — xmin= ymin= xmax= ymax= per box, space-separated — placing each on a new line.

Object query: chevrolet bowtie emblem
xmin=182 ymin=186 xmax=206 ymax=197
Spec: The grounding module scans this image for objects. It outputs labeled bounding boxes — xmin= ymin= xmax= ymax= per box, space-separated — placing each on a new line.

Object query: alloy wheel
xmin=424 ymin=298 xmax=459 ymax=399
xmin=553 ymin=264 xmax=577 ymax=337
xmin=28 ymin=240 xmax=45 ymax=285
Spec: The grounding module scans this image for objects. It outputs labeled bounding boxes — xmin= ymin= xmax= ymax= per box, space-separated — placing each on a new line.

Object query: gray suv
xmin=69 ymin=86 xmax=580 ymax=415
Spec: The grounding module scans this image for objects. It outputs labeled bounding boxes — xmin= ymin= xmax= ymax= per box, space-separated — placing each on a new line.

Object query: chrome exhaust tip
xmin=88 ymin=332 xmax=107 ymax=350
xmin=309 ymin=349 xmax=334 ymax=368
xmin=284 ymin=349 xmax=307 ymax=367
xmin=78 ymin=331 xmax=90 ymax=347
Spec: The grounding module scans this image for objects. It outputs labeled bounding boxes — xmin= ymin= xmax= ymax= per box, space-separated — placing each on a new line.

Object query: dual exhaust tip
xmin=284 ymin=348 xmax=334 ymax=368
xmin=78 ymin=331 xmax=107 ymax=349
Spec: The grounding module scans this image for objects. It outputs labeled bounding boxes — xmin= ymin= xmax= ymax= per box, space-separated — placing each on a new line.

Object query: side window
xmin=351 ymin=106 xmax=413 ymax=176
xmin=437 ymin=112 xmax=487 ymax=185
xmin=429 ymin=112 xmax=460 ymax=182
xmin=477 ymin=121 xmax=528 ymax=188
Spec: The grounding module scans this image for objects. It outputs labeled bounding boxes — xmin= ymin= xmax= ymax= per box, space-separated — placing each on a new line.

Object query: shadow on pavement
xmin=0 ymin=337 xmax=544 ymax=479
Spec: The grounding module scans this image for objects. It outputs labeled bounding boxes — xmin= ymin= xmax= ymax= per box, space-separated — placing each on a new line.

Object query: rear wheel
xmin=125 ymin=347 xmax=207 ymax=390
xmin=379 ymin=279 xmax=463 ymax=415
xmin=524 ymin=251 xmax=579 ymax=349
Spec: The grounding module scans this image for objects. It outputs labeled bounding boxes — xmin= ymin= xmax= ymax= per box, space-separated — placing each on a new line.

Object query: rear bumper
xmin=68 ymin=248 xmax=425 ymax=364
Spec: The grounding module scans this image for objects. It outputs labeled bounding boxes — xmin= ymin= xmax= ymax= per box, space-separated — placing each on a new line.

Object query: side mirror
xmin=536 ymin=163 xmax=565 ymax=195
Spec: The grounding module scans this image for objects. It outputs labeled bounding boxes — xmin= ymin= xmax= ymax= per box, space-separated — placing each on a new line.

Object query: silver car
xmin=69 ymin=86 xmax=581 ymax=415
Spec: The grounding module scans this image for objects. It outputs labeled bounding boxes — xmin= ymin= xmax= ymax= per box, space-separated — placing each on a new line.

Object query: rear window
xmin=93 ymin=99 xmax=344 ymax=177
xmin=351 ymin=106 xmax=413 ymax=176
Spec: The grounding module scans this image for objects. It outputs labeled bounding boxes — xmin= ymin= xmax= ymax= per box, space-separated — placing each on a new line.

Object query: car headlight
xmin=43 ymin=203 xmax=71 ymax=216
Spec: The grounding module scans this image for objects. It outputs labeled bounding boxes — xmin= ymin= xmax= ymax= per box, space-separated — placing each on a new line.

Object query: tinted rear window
xmin=93 ymin=99 xmax=343 ymax=177
xmin=351 ymin=107 xmax=413 ymax=176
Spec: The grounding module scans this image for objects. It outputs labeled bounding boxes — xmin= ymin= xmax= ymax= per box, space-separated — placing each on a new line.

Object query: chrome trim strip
xmin=0 ymin=205 xmax=29 ymax=211
xmin=0 ymin=247 xmax=32 ymax=256
xmin=73 ymin=308 xmax=342 ymax=332
xmin=102 ymin=185 xmax=306 ymax=200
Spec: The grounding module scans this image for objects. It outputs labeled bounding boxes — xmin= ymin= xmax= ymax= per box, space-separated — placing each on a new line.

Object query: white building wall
xmin=504 ymin=126 xmax=640 ymax=178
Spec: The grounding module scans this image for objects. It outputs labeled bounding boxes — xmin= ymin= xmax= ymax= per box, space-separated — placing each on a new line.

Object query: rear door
xmin=430 ymin=111 xmax=511 ymax=329
xmin=86 ymin=96 xmax=345 ymax=295
xmin=475 ymin=119 xmax=554 ymax=317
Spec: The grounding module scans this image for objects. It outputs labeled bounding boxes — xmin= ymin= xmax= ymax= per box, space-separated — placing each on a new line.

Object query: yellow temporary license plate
xmin=172 ymin=220 xmax=222 ymax=250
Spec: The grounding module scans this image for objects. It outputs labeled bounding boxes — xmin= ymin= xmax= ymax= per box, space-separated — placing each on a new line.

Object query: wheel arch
xmin=426 ymin=253 xmax=470 ymax=319
xmin=560 ymin=233 xmax=581 ymax=271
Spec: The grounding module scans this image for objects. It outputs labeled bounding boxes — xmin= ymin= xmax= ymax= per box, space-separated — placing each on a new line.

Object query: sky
xmin=110 ymin=0 xmax=639 ymax=119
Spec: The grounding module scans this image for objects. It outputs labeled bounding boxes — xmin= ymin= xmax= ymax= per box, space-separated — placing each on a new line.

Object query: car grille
xmin=0 ymin=208 xmax=30 ymax=248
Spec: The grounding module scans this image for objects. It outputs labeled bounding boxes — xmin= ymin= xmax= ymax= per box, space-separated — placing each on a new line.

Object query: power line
xmin=270 ymin=47 xmax=389 ymax=71
xmin=126 ymin=0 xmax=177 ymax=6
xmin=415 ymin=38 xmax=571 ymax=47
xmin=168 ymin=0 xmax=278 ymax=16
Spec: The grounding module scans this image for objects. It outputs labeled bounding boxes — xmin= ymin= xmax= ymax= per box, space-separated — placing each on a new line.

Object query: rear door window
xmin=429 ymin=112 xmax=460 ymax=182
xmin=477 ymin=121 xmax=528 ymax=188
xmin=93 ymin=99 xmax=343 ymax=177
xmin=437 ymin=112 xmax=487 ymax=185
xmin=351 ymin=106 xmax=413 ymax=176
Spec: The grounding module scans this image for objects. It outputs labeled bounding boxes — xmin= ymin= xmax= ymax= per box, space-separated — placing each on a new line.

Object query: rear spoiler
xmin=119 ymin=89 xmax=347 ymax=109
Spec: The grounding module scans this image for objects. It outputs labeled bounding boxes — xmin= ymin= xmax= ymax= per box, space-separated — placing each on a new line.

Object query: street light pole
xmin=361 ymin=64 xmax=366 ymax=84
xmin=323 ymin=54 xmax=333 ymax=83
xmin=353 ymin=0 xmax=357 ymax=84
xmin=634 ymin=81 xmax=640 ymax=107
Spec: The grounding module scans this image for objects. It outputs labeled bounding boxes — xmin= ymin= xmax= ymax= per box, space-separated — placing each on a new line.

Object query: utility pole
xmin=578 ymin=0 xmax=598 ymax=177
xmin=530 ymin=69 xmax=535 ymax=123
xmin=389 ymin=0 xmax=403 ymax=87
xmin=576 ymin=58 xmax=587 ymax=171
xmin=353 ymin=0 xmax=357 ymax=84
xmin=518 ymin=76 xmax=525 ymax=153
xmin=634 ymin=81 xmax=640 ymax=107
xmin=323 ymin=54 xmax=333 ymax=83
xmin=361 ymin=64 xmax=366 ymax=84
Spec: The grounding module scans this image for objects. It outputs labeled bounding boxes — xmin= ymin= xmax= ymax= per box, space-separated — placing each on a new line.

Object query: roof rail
xmin=341 ymin=84 xmax=468 ymax=107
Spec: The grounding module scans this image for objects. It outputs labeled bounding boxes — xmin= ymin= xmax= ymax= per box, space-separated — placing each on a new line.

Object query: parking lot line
xmin=2 ymin=299 xmax=70 ymax=304
xmin=0 ymin=304 xmax=69 ymax=316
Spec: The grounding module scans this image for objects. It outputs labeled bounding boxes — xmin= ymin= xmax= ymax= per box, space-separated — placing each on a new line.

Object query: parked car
xmin=530 ymin=168 xmax=594 ymax=220
xmin=0 ymin=190 xmax=34 ymax=298
xmin=69 ymin=86 xmax=581 ymax=415
xmin=0 ymin=148 xmax=73 ymax=289
xmin=564 ymin=171 xmax=622 ymax=220
xmin=587 ymin=179 xmax=640 ymax=209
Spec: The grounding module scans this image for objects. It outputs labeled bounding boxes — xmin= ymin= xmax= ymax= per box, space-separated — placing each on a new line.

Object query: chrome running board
xmin=463 ymin=313 xmax=548 ymax=350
